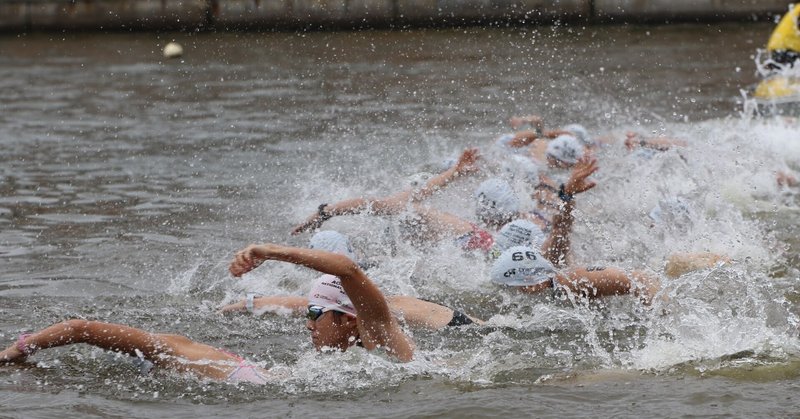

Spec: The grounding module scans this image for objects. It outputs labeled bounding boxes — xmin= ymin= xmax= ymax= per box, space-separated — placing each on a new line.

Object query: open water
xmin=1 ymin=22 xmax=800 ymax=417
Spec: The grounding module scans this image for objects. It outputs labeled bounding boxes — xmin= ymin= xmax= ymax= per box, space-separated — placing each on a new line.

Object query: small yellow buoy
xmin=163 ymin=42 xmax=183 ymax=59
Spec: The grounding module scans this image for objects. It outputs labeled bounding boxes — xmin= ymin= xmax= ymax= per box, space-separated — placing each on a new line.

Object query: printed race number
xmin=511 ymin=251 xmax=537 ymax=261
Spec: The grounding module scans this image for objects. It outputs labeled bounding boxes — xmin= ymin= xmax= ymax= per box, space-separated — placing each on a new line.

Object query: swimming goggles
xmin=306 ymin=305 xmax=329 ymax=321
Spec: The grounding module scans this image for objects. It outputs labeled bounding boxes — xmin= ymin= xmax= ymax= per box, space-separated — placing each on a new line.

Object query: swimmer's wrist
xmin=317 ymin=203 xmax=333 ymax=221
xmin=245 ymin=292 xmax=257 ymax=313
xmin=558 ymin=184 xmax=573 ymax=203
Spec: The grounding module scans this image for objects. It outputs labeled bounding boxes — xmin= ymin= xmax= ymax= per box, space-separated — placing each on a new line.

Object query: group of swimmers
xmin=1 ymin=115 xmax=722 ymax=385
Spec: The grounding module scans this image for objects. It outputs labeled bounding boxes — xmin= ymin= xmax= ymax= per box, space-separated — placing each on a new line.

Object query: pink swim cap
xmin=308 ymin=274 xmax=357 ymax=317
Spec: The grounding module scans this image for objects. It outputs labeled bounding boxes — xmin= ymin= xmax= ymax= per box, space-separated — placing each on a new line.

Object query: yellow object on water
xmin=754 ymin=76 xmax=800 ymax=100
xmin=767 ymin=5 xmax=800 ymax=52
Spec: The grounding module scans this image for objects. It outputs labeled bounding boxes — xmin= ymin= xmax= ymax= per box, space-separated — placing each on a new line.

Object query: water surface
xmin=1 ymin=23 xmax=799 ymax=417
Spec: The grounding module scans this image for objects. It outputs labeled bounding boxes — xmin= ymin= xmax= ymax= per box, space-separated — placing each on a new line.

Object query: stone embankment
xmin=0 ymin=0 xmax=794 ymax=32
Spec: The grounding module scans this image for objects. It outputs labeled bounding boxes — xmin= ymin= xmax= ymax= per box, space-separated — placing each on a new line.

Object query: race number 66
xmin=511 ymin=251 xmax=537 ymax=261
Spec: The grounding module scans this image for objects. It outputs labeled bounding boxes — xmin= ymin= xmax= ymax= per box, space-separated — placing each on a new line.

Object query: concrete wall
xmin=595 ymin=0 xmax=795 ymax=22
xmin=0 ymin=0 xmax=794 ymax=32
xmin=212 ymin=0 xmax=589 ymax=27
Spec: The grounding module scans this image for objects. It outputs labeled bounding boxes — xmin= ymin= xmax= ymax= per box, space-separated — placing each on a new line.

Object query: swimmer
xmin=218 ymin=280 xmax=482 ymax=330
xmin=531 ymin=136 xmax=593 ymax=229
xmin=490 ymin=246 xmax=659 ymax=304
xmin=0 ymin=319 xmax=272 ymax=384
xmin=405 ymin=155 xmax=598 ymax=266
xmin=291 ymin=147 xmax=480 ymax=235
xmin=647 ymin=196 xmax=730 ymax=278
xmin=229 ymin=243 xmax=414 ymax=361
xmin=496 ymin=121 xmax=595 ymax=163
xmin=345 ymin=156 xmax=657 ymax=303
xmin=0 ymin=244 xmax=419 ymax=383
xmin=485 ymin=157 xmax=660 ymax=303
xmin=219 ymin=230 xmax=483 ymax=329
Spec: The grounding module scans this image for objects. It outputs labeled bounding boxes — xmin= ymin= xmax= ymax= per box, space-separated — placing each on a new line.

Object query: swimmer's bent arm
xmin=230 ymin=244 xmax=414 ymax=361
xmin=409 ymin=147 xmax=479 ymax=202
xmin=290 ymin=148 xmax=480 ymax=235
xmin=541 ymin=156 xmax=598 ymax=267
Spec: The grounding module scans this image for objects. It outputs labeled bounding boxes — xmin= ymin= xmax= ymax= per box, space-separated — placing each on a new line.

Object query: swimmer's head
xmin=563 ymin=124 xmax=593 ymax=147
xmin=490 ymin=246 xmax=556 ymax=287
xmin=501 ymin=155 xmax=540 ymax=186
xmin=494 ymin=133 xmax=520 ymax=154
xmin=546 ymin=135 xmax=584 ymax=167
xmin=307 ymin=274 xmax=357 ymax=317
xmin=309 ymin=230 xmax=357 ymax=263
xmin=493 ymin=219 xmax=546 ymax=254
xmin=648 ymin=196 xmax=693 ymax=229
xmin=438 ymin=156 xmax=458 ymax=172
xmin=474 ymin=178 xmax=520 ymax=227
xmin=406 ymin=171 xmax=434 ymax=191
xmin=306 ymin=274 xmax=360 ymax=351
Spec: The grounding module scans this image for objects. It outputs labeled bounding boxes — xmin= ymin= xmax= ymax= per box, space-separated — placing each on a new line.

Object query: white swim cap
xmin=438 ymin=156 xmax=458 ymax=172
xmin=501 ymin=155 xmax=540 ymax=186
xmin=494 ymin=219 xmax=546 ymax=252
xmin=406 ymin=172 xmax=434 ymax=190
xmin=490 ymin=246 xmax=556 ymax=286
xmin=495 ymin=133 xmax=515 ymax=147
xmin=648 ymin=196 xmax=692 ymax=226
xmin=308 ymin=274 xmax=357 ymax=317
xmin=309 ymin=230 xmax=357 ymax=262
xmin=474 ymin=178 xmax=520 ymax=223
xmin=563 ymin=124 xmax=593 ymax=146
xmin=546 ymin=135 xmax=584 ymax=165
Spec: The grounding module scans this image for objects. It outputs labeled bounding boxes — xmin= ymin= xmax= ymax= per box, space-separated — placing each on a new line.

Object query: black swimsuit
xmin=446 ymin=310 xmax=474 ymax=327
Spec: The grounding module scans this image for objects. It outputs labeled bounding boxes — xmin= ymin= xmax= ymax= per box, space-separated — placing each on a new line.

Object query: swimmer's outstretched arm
xmin=624 ymin=132 xmax=687 ymax=151
xmin=409 ymin=147 xmax=480 ymax=202
xmin=505 ymin=130 xmax=542 ymax=148
xmin=291 ymin=148 xmax=480 ymax=235
xmin=217 ymin=296 xmax=308 ymax=315
xmin=541 ymin=156 xmax=598 ymax=267
xmin=554 ymin=267 xmax=659 ymax=305
xmin=408 ymin=203 xmax=476 ymax=238
xmin=0 ymin=320 xmax=253 ymax=380
xmin=664 ymin=252 xmax=729 ymax=278
xmin=219 ymin=293 xmax=483 ymax=330
xmin=230 ymin=244 xmax=414 ymax=361
xmin=0 ymin=320 xmax=163 ymax=364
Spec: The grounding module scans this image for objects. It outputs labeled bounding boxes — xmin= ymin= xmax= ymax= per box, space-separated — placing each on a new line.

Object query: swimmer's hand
xmin=230 ymin=244 xmax=274 ymax=277
xmin=623 ymin=132 xmax=640 ymax=150
xmin=453 ymin=147 xmax=480 ymax=176
xmin=777 ymin=171 xmax=798 ymax=187
xmin=509 ymin=114 xmax=543 ymax=131
xmin=563 ymin=156 xmax=598 ymax=196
